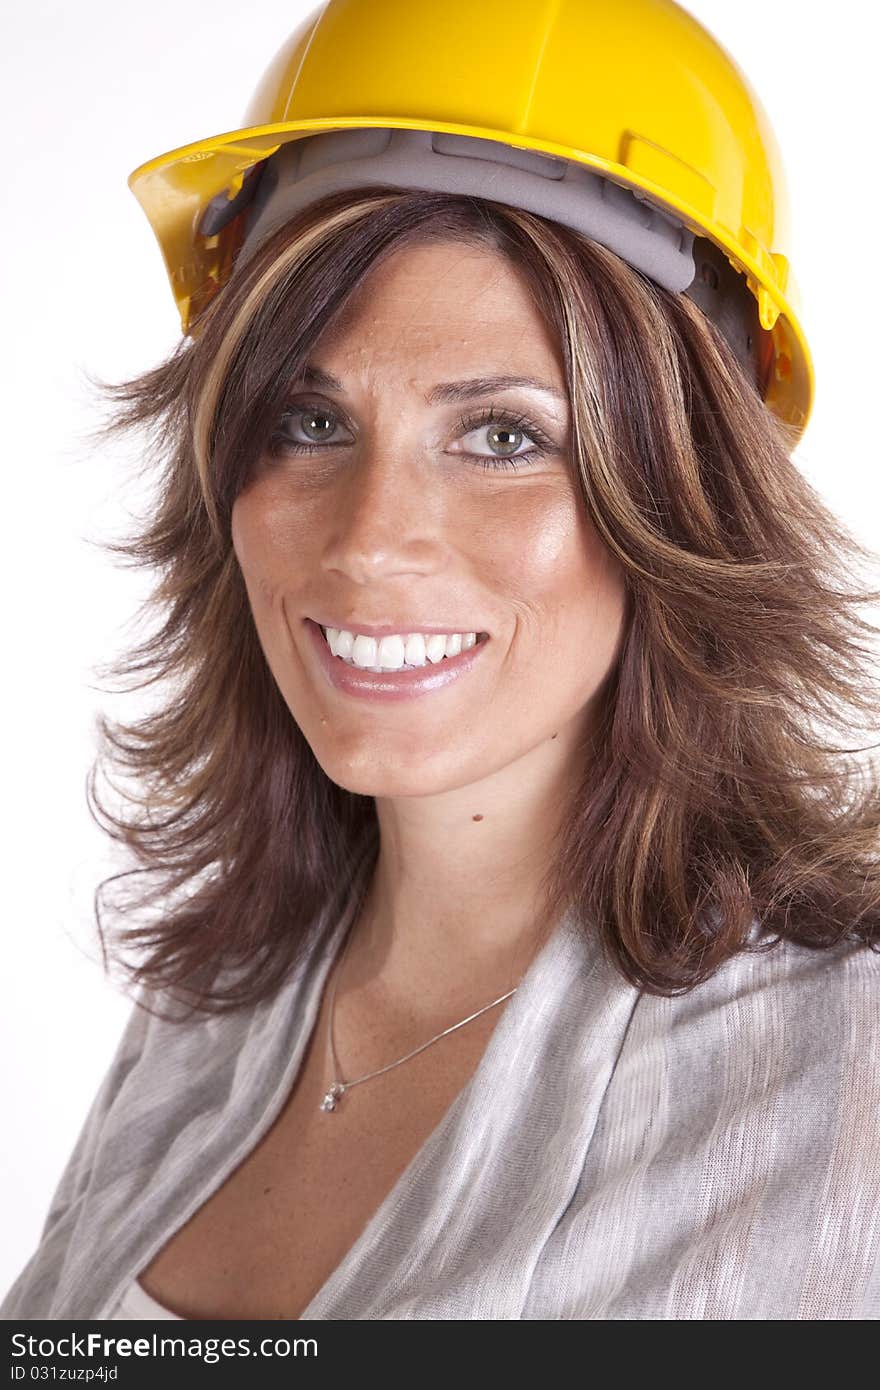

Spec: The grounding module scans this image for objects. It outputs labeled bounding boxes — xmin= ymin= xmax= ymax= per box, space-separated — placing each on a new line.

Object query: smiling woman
xmin=229 ymin=234 xmax=627 ymax=807
xmin=4 ymin=0 xmax=880 ymax=1324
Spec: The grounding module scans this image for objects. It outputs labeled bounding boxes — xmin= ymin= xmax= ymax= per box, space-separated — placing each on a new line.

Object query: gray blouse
xmin=3 ymin=855 xmax=879 ymax=1320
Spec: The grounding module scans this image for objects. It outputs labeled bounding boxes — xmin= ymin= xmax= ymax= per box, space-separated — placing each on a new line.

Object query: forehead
xmin=310 ymin=238 xmax=566 ymax=387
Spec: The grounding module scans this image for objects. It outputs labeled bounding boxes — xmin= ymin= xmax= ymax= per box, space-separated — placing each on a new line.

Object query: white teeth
xmin=334 ymin=628 xmax=354 ymax=661
xmin=321 ymin=625 xmax=481 ymax=671
xmin=424 ymin=634 xmax=448 ymax=664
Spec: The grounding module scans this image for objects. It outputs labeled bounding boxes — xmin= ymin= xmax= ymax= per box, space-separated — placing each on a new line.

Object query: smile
xmin=303 ymin=618 xmax=491 ymax=703
xmin=321 ymin=624 xmax=484 ymax=671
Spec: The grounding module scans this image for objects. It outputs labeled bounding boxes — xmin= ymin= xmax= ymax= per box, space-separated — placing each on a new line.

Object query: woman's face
xmin=231 ymin=237 xmax=628 ymax=798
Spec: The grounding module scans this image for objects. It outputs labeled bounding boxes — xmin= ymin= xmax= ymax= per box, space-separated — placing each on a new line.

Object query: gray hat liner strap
xmin=198 ymin=126 xmax=762 ymax=388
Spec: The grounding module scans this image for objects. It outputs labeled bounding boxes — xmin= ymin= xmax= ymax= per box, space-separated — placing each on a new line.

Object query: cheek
xmin=231 ymin=486 xmax=308 ymax=612
xmin=483 ymin=480 xmax=615 ymax=633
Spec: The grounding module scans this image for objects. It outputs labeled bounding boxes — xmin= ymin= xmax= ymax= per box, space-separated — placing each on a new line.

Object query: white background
xmin=2 ymin=1 xmax=878 ymax=1298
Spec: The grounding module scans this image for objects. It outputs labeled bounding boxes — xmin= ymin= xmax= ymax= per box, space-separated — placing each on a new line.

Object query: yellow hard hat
xmin=128 ymin=0 xmax=813 ymax=436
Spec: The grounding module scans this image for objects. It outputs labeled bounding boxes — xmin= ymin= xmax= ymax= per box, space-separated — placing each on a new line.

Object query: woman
xmin=4 ymin=0 xmax=880 ymax=1320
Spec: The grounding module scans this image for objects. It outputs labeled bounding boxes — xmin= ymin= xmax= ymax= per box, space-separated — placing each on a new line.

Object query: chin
xmin=313 ymin=745 xmax=476 ymax=800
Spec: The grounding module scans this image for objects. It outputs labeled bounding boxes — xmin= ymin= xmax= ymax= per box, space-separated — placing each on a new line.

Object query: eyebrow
xmin=294 ymin=364 xmax=567 ymax=404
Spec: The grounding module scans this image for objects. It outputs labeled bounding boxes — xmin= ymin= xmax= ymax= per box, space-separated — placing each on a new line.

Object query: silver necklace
xmin=319 ymin=915 xmax=518 ymax=1112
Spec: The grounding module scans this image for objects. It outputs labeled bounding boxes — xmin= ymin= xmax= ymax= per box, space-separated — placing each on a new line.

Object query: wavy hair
xmin=81 ymin=186 xmax=880 ymax=1016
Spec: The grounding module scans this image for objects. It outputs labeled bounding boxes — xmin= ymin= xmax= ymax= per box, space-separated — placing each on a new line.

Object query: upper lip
xmin=308 ymin=616 xmax=489 ymax=639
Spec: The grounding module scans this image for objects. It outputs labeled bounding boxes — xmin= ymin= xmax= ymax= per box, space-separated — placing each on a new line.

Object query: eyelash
xmin=269 ymin=401 xmax=556 ymax=471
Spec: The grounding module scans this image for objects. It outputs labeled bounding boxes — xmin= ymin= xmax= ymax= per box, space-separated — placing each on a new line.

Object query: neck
xmin=345 ymin=731 xmax=583 ymax=1012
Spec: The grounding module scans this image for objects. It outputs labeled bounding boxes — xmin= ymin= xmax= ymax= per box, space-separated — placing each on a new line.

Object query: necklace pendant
xmin=320 ymin=1081 xmax=345 ymax=1112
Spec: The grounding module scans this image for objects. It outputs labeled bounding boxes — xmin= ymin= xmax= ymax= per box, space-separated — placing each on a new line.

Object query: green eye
xmin=270 ymin=401 xmax=557 ymax=472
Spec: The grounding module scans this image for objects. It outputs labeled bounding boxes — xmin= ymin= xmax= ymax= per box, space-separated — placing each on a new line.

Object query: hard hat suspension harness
xmin=197 ymin=127 xmax=766 ymax=393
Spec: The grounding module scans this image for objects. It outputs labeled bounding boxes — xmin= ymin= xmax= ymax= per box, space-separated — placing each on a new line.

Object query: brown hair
xmin=81 ymin=186 xmax=880 ymax=1016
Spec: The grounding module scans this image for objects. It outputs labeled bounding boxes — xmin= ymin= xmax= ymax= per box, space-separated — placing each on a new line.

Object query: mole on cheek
xmin=472 ymin=814 xmax=484 ymax=822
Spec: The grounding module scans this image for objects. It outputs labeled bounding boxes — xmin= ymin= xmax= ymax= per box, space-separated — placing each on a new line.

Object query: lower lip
xmin=303 ymin=619 xmax=491 ymax=702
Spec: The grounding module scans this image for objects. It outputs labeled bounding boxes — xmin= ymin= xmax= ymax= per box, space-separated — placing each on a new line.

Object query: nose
xmin=318 ymin=449 xmax=447 ymax=585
